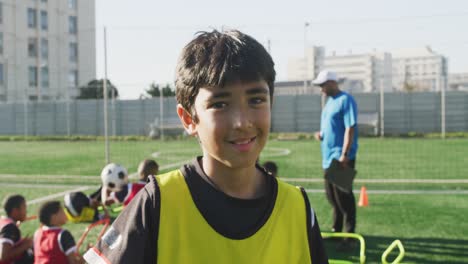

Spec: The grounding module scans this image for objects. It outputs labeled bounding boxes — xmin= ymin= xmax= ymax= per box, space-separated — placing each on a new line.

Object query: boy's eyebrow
xmin=246 ymin=87 xmax=269 ymax=95
xmin=210 ymin=91 xmax=231 ymax=99
xmin=208 ymin=86 xmax=269 ymax=99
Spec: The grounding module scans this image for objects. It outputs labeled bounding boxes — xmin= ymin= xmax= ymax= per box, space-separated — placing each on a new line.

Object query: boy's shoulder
xmin=0 ymin=219 xmax=20 ymax=242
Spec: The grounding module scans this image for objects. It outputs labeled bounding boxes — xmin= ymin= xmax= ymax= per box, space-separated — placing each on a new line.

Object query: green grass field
xmin=1 ymin=138 xmax=467 ymax=263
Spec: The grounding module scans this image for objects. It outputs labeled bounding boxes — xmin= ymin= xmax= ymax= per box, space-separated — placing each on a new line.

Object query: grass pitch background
xmin=1 ymin=138 xmax=467 ymax=262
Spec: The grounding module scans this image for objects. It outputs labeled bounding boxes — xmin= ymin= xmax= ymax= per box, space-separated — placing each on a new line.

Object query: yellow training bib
xmin=157 ymin=170 xmax=312 ymax=264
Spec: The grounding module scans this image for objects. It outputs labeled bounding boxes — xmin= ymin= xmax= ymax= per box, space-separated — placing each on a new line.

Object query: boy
xmin=34 ymin=201 xmax=83 ymax=264
xmin=63 ymin=192 xmax=103 ymax=223
xmin=0 ymin=195 xmax=33 ymax=264
xmin=110 ymin=159 xmax=159 ymax=206
xmin=84 ymin=29 xmax=328 ymax=263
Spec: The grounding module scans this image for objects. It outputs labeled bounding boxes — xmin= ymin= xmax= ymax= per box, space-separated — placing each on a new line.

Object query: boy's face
xmin=178 ymin=80 xmax=271 ymax=169
xmin=15 ymin=202 xmax=27 ymax=222
xmin=51 ymin=208 xmax=68 ymax=226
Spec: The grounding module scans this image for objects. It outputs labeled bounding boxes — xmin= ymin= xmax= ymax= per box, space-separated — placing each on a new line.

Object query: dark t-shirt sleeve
xmin=0 ymin=223 xmax=20 ymax=245
xmin=310 ymin=214 xmax=328 ymax=264
xmin=84 ymin=177 xmax=159 ymax=264
xmin=59 ymin=230 xmax=77 ymax=255
xmin=301 ymin=188 xmax=329 ymax=263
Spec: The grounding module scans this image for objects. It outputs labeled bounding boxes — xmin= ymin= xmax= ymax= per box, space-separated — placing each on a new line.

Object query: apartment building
xmin=287 ymin=49 xmax=392 ymax=93
xmin=449 ymin=73 xmax=468 ymax=91
xmin=287 ymin=46 xmax=325 ymax=82
xmin=324 ymin=52 xmax=393 ymax=92
xmin=0 ymin=0 xmax=95 ymax=102
xmin=392 ymin=47 xmax=448 ymax=92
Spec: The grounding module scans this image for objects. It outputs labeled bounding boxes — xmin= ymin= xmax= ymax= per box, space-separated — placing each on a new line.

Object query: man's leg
xmin=337 ymin=160 xmax=356 ymax=233
xmin=335 ymin=188 xmax=356 ymax=233
xmin=325 ymin=178 xmax=343 ymax=232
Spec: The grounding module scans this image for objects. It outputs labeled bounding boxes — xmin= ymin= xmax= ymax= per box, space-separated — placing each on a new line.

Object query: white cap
xmin=312 ymin=70 xmax=338 ymax=85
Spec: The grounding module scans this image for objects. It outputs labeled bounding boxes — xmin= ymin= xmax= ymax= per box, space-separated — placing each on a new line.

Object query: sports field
xmin=1 ymin=138 xmax=467 ymax=263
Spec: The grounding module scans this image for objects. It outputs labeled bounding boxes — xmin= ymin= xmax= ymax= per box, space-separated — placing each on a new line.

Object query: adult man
xmin=313 ymin=70 xmax=358 ymax=248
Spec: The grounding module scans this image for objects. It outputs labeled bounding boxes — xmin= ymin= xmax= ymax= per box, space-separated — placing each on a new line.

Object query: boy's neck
xmin=199 ymin=157 xmax=266 ymax=199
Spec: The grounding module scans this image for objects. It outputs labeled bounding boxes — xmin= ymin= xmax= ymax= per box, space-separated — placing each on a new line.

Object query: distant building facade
xmin=323 ymin=52 xmax=393 ymax=93
xmin=287 ymin=48 xmax=392 ymax=93
xmin=287 ymin=46 xmax=325 ymax=82
xmin=391 ymin=47 xmax=448 ymax=92
xmin=449 ymin=73 xmax=468 ymax=91
xmin=0 ymin=0 xmax=96 ymax=102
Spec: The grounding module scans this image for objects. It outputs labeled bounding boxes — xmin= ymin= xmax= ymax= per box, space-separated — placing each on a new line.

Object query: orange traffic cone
xmin=358 ymin=186 xmax=369 ymax=207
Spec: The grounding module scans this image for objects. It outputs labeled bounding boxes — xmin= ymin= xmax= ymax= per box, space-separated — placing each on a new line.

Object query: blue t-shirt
xmin=320 ymin=91 xmax=358 ymax=169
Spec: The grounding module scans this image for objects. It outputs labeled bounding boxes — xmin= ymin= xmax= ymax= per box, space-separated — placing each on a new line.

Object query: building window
xmin=41 ymin=66 xmax=49 ymax=88
xmin=68 ymin=70 xmax=78 ymax=87
xmin=69 ymin=42 xmax=78 ymax=62
xmin=0 ymin=64 xmax=3 ymax=86
xmin=0 ymin=2 xmax=3 ymax=24
xmin=27 ymin=8 xmax=37 ymax=28
xmin=28 ymin=38 xmax=38 ymax=57
xmin=40 ymin=11 xmax=48 ymax=30
xmin=41 ymin=38 xmax=48 ymax=59
xmin=29 ymin=66 xmax=38 ymax=87
xmin=68 ymin=0 xmax=77 ymax=9
xmin=69 ymin=16 xmax=77 ymax=34
xmin=0 ymin=33 xmax=3 ymax=54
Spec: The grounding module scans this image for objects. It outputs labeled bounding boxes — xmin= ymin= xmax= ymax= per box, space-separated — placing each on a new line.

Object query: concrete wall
xmin=1 ymin=92 xmax=467 ymax=136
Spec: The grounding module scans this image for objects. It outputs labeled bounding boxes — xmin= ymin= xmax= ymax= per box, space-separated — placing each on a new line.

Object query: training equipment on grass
xmin=76 ymin=218 xmax=110 ymax=254
xmin=381 ymin=240 xmax=405 ymax=264
xmin=358 ymin=186 xmax=369 ymax=207
xmin=322 ymin=232 xmax=405 ymax=264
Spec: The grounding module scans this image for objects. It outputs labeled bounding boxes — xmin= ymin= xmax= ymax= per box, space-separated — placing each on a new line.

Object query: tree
xmin=77 ymin=79 xmax=119 ymax=99
xmin=145 ymin=83 xmax=175 ymax=97
xmin=145 ymin=83 xmax=161 ymax=97
xmin=161 ymin=84 xmax=175 ymax=97
xmin=403 ymin=81 xmax=417 ymax=92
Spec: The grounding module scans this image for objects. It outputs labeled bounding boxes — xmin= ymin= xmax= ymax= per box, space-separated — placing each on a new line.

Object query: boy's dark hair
xmin=39 ymin=201 xmax=61 ymax=226
xmin=138 ymin=159 xmax=159 ymax=181
xmin=262 ymin=161 xmax=278 ymax=177
xmin=3 ymin=194 xmax=25 ymax=216
xmin=175 ymin=29 xmax=276 ymax=121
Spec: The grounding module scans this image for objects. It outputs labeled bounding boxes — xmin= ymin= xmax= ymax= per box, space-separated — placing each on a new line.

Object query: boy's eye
xmin=250 ymin=97 xmax=267 ymax=105
xmin=209 ymin=102 xmax=227 ymax=109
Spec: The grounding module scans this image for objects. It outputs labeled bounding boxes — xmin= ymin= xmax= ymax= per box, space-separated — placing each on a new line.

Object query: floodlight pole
xmin=303 ymin=22 xmax=309 ymax=92
xmin=441 ymin=76 xmax=446 ymax=139
xmin=160 ymin=91 xmax=164 ymax=140
xmin=103 ymin=27 xmax=110 ymax=164
xmin=380 ymin=75 xmax=385 ymax=137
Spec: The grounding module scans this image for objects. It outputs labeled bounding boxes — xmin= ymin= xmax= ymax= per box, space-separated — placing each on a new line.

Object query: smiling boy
xmin=84 ymin=29 xmax=328 ymax=264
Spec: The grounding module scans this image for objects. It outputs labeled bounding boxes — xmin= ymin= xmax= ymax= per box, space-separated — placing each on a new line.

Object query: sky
xmin=95 ymin=0 xmax=468 ymax=99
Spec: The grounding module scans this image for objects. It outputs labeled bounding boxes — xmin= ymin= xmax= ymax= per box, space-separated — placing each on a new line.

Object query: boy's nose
xmin=231 ymin=108 xmax=252 ymax=129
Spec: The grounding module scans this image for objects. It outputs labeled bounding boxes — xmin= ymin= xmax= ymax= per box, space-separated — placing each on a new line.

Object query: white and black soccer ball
xmin=100 ymin=163 xmax=128 ymax=192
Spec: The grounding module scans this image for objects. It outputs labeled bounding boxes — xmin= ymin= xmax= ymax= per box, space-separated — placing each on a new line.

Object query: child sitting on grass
xmin=63 ymin=192 xmax=106 ymax=223
xmin=0 ymin=194 xmax=33 ymax=264
xmin=34 ymin=201 xmax=84 ymax=264
xmin=107 ymin=159 xmax=159 ymax=207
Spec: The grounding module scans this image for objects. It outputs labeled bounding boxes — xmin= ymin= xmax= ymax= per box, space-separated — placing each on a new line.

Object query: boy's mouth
xmin=229 ymin=137 xmax=256 ymax=152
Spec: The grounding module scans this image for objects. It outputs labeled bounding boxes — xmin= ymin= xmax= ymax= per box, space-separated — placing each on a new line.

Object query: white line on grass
xmin=2 ymin=183 xmax=95 ymax=189
xmin=27 ymin=186 xmax=92 ymax=205
xmin=284 ymin=178 xmax=468 ymax=184
xmin=305 ymin=189 xmax=468 ymax=195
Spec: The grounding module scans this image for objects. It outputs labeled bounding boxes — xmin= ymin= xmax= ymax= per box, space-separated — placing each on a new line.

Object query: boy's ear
xmin=177 ymin=104 xmax=197 ymax=136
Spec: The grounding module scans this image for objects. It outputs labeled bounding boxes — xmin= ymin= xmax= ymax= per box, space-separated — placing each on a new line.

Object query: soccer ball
xmin=100 ymin=163 xmax=128 ymax=192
